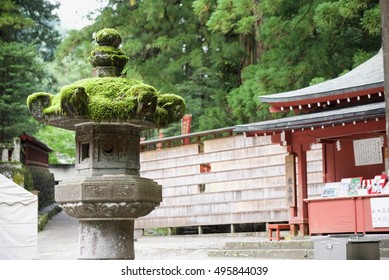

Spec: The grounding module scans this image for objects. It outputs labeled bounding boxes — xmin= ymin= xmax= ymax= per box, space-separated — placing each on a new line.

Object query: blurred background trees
xmin=0 ymin=0 xmax=60 ymax=142
xmin=1 ymin=0 xmax=382 ymax=163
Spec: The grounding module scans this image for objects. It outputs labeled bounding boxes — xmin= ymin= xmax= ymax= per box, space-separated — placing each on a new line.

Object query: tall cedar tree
xmin=0 ymin=0 xmax=60 ymax=142
xmin=226 ymin=0 xmax=382 ymax=123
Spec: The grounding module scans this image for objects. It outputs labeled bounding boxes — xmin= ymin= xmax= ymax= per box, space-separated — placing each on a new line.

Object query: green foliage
xmin=38 ymin=214 xmax=49 ymax=232
xmin=23 ymin=169 xmax=34 ymax=191
xmin=0 ymin=42 xmax=47 ymax=142
xmin=149 ymin=227 xmax=172 ymax=236
xmin=202 ymin=0 xmax=257 ymax=35
xmin=50 ymin=0 xmax=382 ymax=135
xmin=224 ymin=0 xmax=380 ymax=123
xmin=34 ymin=126 xmax=75 ymax=164
xmin=192 ymin=0 xmax=212 ymax=23
xmin=0 ymin=163 xmax=34 ymax=190
xmin=52 ymin=28 xmax=95 ymax=91
xmin=49 ymin=56 xmax=92 ymax=93
xmin=0 ymin=0 xmax=60 ymax=60
xmin=352 ymin=49 xmax=378 ymax=68
xmin=28 ymin=166 xmax=55 ymax=209
xmin=361 ymin=5 xmax=381 ymax=36
xmin=314 ymin=2 xmax=343 ymax=30
xmin=0 ymin=0 xmax=34 ymax=32
xmin=227 ymin=66 xmax=268 ymax=124
xmin=249 ymin=0 xmax=381 ymax=95
xmin=38 ymin=204 xmax=61 ymax=231
xmin=0 ymin=0 xmax=60 ymax=142
xmin=309 ymin=77 xmax=326 ymax=86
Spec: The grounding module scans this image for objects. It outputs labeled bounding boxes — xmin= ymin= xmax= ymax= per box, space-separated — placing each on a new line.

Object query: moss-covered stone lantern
xmin=27 ymin=28 xmax=185 ymax=259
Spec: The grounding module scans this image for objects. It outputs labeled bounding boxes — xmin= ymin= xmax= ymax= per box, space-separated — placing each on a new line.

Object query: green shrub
xmin=38 ymin=204 xmax=61 ymax=232
xmin=28 ymin=166 xmax=55 ymax=210
xmin=0 ymin=163 xmax=34 ymax=190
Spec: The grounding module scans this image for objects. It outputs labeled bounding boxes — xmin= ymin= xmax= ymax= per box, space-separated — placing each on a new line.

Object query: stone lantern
xmin=27 ymin=28 xmax=185 ymax=259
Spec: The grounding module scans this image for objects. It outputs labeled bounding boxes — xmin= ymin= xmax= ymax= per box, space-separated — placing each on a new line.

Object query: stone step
xmin=209 ymin=239 xmax=313 ymax=260
xmin=208 ymin=248 xmax=313 ymax=260
xmin=224 ymin=240 xmax=313 ymax=250
xmin=379 ymin=239 xmax=389 ymax=259
xmin=209 ymin=236 xmax=389 ymax=260
xmin=380 ymin=248 xmax=389 ymax=258
xmin=380 ymin=239 xmax=389 ymax=247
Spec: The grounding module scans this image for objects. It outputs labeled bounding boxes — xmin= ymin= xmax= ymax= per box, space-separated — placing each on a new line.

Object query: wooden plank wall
xmin=135 ymin=135 xmax=324 ymax=230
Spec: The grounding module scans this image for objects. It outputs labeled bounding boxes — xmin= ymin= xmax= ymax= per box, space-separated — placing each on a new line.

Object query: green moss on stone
xmin=27 ymin=92 xmax=53 ymax=107
xmin=43 ymin=93 xmax=63 ymax=115
xmin=154 ymin=106 xmax=169 ymax=126
xmin=94 ymin=28 xmax=122 ymax=47
xmin=91 ymin=46 xmax=125 ymax=56
xmin=28 ymin=77 xmax=186 ymax=127
xmin=88 ymin=45 xmax=129 ymax=67
xmin=157 ymin=94 xmax=186 ymax=123
xmin=27 ymin=27 xmax=185 ymax=127
xmin=127 ymin=84 xmax=158 ymax=118
xmin=60 ymin=86 xmax=89 ymax=116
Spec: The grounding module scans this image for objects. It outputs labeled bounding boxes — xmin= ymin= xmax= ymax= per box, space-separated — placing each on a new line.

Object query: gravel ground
xmin=37 ymin=211 xmax=266 ymax=260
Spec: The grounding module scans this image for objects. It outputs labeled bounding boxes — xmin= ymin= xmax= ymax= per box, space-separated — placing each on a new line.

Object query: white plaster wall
xmin=49 ymin=165 xmax=77 ymax=182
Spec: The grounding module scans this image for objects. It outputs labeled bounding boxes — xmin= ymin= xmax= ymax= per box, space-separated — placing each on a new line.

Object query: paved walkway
xmin=38 ymin=211 xmax=389 ymax=260
xmin=37 ymin=211 xmax=266 ymax=260
xmin=37 ymin=211 xmax=79 ymax=259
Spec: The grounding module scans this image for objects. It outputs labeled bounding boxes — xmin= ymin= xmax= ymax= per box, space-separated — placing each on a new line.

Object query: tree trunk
xmin=252 ymin=0 xmax=264 ymax=62
xmin=381 ymin=0 xmax=389 ymax=140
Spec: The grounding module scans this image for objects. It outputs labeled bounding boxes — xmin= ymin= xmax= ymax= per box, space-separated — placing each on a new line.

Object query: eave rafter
xmin=268 ymin=87 xmax=384 ymax=113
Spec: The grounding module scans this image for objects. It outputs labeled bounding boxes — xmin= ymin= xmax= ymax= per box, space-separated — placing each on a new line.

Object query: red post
xmin=181 ymin=114 xmax=192 ymax=145
xmin=289 ymin=143 xmax=309 ymax=235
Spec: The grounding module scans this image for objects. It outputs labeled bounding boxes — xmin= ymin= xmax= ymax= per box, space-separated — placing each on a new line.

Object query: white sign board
xmin=370 ymin=197 xmax=389 ymax=228
xmin=353 ymin=137 xmax=383 ymax=166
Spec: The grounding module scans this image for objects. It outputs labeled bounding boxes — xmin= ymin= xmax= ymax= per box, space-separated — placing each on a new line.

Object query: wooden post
xmin=289 ymin=144 xmax=309 ymax=235
xmin=381 ymin=0 xmax=389 ymax=143
xmin=285 ymin=154 xmax=296 ymax=207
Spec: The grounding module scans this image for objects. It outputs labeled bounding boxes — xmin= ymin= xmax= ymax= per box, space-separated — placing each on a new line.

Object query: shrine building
xmin=235 ymin=49 xmax=389 ymax=236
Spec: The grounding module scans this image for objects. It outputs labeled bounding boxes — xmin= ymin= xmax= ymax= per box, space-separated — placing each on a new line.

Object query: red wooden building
xmin=19 ymin=132 xmax=52 ymax=168
xmin=235 ymin=49 xmax=389 ymax=235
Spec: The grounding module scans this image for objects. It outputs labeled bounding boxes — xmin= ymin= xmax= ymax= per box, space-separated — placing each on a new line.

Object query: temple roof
xmin=261 ymin=49 xmax=384 ymax=113
xmin=235 ymin=48 xmax=386 ymax=136
xmin=235 ymin=102 xmax=385 ymax=135
xmin=19 ymin=132 xmax=53 ymax=152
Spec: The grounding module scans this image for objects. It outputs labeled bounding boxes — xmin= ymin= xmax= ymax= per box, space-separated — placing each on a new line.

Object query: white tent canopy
xmin=0 ymin=174 xmax=38 ymax=259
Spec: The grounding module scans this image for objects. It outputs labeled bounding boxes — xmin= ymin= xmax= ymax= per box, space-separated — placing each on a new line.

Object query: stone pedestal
xmin=79 ymin=219 xmax=134 ymax=259
xmin=55 ymin=123 xmax=162 ymax=259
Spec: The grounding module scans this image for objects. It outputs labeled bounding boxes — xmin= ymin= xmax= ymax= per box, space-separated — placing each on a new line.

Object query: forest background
xmin=0 ymin=0 xmax=383 ymax=164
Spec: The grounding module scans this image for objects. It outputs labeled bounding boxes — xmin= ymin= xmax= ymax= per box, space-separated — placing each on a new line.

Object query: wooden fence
xmin=135 ymin=134 xmax=324 ymax=230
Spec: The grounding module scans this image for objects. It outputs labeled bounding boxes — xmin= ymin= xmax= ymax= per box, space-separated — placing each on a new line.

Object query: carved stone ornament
xmin=55 ymin=175 xmax=162 ymax=205
xmin=60 ymin=201 xmax=159 ymax=219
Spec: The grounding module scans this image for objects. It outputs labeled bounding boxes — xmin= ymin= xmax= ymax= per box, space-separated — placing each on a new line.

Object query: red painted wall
xmin=323 ymin=137 xmax=387 ymax=182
